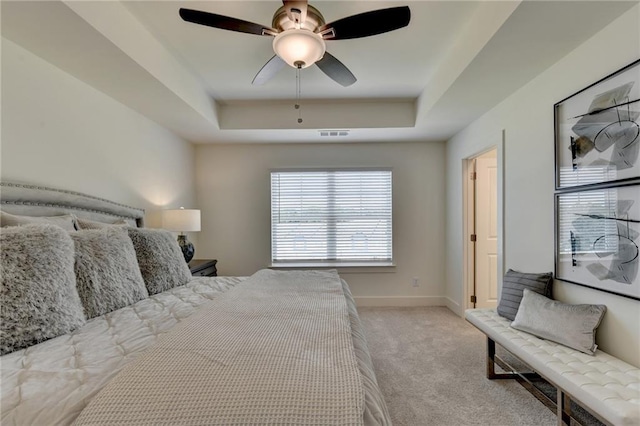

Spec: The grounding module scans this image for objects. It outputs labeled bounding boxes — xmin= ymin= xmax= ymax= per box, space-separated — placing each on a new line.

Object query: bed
xmin=0 ymin=182 xmax=390 ymax=425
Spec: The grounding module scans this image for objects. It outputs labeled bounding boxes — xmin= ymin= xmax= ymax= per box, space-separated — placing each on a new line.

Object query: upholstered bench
xmin=465 ymin=308 xmax=640 ymax=426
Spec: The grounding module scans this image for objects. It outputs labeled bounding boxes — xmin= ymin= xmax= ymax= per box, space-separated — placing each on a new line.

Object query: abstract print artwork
xmin=555 ymin=60 xmax=640 ymax=189
xmin=556 ymin=184 xmax=639 ymax=300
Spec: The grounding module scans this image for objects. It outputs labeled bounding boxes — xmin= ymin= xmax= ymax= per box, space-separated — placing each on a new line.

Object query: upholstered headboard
xmin=0 ymin=182 xmax=145 ymax=227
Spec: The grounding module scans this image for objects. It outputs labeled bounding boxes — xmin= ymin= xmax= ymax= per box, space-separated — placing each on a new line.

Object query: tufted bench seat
xmin=465 ymin=308 xmax=640 ymax=426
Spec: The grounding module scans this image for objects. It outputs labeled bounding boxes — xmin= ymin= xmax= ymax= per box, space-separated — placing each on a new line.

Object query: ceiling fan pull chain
xmin=295 ymin=64 xmax=303 ymax=124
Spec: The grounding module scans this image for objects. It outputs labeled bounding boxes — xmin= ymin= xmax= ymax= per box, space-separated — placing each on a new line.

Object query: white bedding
xmin=1 ymin=276 xmax=245 ymax=426
xmin=1 ymin=275 xmax=390 ymax=425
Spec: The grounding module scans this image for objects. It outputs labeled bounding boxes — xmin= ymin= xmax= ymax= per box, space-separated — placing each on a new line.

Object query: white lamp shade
xmin=272 ymin=29 xmax=326 ymax=69
xmin=162 ymin=208 xmax=201 ymax=232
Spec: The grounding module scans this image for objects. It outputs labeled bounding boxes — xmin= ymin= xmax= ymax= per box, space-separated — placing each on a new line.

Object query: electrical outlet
xmin=411 ymin=277 xmax=419 ymax=287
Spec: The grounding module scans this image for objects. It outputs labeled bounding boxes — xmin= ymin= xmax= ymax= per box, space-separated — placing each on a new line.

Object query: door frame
xmin=462 ymin=132 xmax=505 ymax=310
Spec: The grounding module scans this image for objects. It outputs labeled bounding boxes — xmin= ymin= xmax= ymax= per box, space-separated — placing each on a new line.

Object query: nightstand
xmin=189 ymin=259 xmax=217 ymax=277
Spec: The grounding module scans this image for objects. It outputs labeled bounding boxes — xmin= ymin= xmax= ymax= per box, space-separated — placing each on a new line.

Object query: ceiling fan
xmin=179 ymin=1 xmax=411 ymax=87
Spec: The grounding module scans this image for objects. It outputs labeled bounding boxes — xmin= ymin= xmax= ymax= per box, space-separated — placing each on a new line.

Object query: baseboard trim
xmin=354 ymin=296 xmax=446 ymax=307
xmin=444 ymin=297 xmax=462 ymax=316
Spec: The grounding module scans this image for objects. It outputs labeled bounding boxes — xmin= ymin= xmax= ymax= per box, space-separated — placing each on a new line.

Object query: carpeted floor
xmin=357 ymin=306 xmax=557 ymax=426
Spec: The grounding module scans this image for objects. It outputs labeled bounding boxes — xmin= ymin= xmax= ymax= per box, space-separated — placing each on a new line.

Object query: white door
xmin=474 ymin=150 xmax=498 ymax=309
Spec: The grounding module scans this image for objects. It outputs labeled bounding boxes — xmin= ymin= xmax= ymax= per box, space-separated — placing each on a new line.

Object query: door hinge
xmin=470 ymin=234 xmax=477 ymax=242
xmin=470 ymin=295 xmax=477 ymax=303
xmin=470 ymin=172 xmax=477 ymax=180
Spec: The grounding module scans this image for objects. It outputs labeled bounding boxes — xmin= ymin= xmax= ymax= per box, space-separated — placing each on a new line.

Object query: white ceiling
xmin=2 ymin=1 xmax=637 ymax=144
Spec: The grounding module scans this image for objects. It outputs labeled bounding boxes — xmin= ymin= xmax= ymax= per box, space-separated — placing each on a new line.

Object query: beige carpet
xmin=358 ymin=307 xmax=556 ymax=426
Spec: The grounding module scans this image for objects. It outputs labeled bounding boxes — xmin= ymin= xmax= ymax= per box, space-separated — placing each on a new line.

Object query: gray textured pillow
xmin=71 ymin=227 xmax=149 ymax=319
xmin=496 ymin=269 xmax=552 ymax=321
xmin=1 ymin=211 xmax=77 ymax=231
xmin=0 ymin=224 xmax=86 ymax=355
xmin=511 ymin=289 xmax=606 ymax=355
xmin=127 ymin=227 xmax=192 ymax=295
xmin=76 ymin=217 xmax=128 ymax=230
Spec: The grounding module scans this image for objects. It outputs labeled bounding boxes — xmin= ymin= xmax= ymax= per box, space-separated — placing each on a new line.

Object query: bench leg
xmin=557 ymin=389 xmax=571 ymax=426
xmin=487 ymin=337 xmax=497 ymax=378
xmin=486 ymin=337 xmax=517 ymax=379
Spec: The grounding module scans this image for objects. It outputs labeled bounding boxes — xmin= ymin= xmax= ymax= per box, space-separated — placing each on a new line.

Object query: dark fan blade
xmin=252 ymin=55 xmax=286 ymax=85
xmin=179 ymin=8 xmax=276 ymax=36
xmin=315 ymin=52 xmax=356 ymax=87
xmin=283 ymin=0 xmax=307 ymax=25
xmin=318 ymin=6 xmax=410 ymax=40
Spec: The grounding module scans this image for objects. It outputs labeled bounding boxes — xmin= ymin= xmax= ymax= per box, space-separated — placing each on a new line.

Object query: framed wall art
xmin=555 ymin=59 xmax=640 ymax=190
xmin=555 ymin=182 xmax=639 ymax=300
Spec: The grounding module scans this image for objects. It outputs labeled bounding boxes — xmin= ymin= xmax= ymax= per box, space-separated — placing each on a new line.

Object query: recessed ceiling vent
xmin=319 ymin=130 xmax=349 ymax=137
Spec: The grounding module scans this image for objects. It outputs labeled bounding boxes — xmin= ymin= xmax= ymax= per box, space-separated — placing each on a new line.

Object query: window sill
xmin=268 ymin=262 xmax=396 ymax=274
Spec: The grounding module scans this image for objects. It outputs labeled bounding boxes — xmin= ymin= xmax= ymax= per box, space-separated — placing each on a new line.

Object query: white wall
xmin=195 ymin=142 xmax=446 ymax=306
xmin=445 ymin=6 xmax=640 ymax=366
xmin=1 ymin=38 xmax=197 ymax=230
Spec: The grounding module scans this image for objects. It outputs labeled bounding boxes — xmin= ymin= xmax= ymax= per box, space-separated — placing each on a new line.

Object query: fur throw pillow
xmin=127 ymin=228 xmax=192 ymax=295
xmin=1 ymin=210 xmax=77 ymax=231
xmin=71 ymin=227 xmax=149 ymax=319
xmin=0 ymin=224 xmax=86 ymax=355
xmin=75 ymin=217 xmax=129 ymax=230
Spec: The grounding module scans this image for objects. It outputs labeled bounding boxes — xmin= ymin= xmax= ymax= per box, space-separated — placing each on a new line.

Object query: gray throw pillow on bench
xmin=496 ymin=269 xmax=552 ymax=321
xmin=71 ymin=227 xmax=149 ymax=319
xmin=0 ymin=224 xmax=86 ymax=355
xmin=127 ymin=227 xmax=192 ymax=295
xmin=511 ymin=289 xmax=606 ymax=355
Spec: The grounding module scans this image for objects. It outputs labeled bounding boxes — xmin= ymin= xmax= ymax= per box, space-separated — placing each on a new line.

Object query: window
xmin=271 ymin=170 xmax=392 ymax=265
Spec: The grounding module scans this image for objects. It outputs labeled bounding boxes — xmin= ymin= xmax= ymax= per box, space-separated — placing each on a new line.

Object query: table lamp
xmin=161 ymin=207 xmax=201 ymax=263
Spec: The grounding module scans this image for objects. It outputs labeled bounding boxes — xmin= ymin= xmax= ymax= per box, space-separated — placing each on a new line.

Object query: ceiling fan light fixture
xmin=273 ymin=29 xmax=326 ymax=69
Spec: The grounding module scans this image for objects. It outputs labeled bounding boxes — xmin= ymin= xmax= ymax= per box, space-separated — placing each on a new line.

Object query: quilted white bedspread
xmin=1 ymin=276 xmax=245 ymax=426
xmin=1 ymin=275 xmax=390 ymax=426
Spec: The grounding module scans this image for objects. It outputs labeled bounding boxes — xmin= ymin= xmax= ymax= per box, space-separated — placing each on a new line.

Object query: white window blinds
xmin=271 ymin=170 xmax=392 ymax=263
